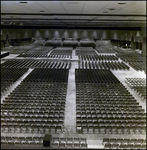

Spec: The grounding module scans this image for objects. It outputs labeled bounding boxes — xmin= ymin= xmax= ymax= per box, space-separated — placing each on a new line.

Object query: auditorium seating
xmin=49 ymin=47 xmax=72 ymax=58
xmin=44 ymin=39 xmax=62 ymax=46
xmin=1 ymin=38 xmax=146 ymax=149
xmin=95 ymin=47 xmax=115 ymax=53
xmin=125 ymin=78 xmax=146 ymax=101
xmin=1 ymin=136 xmax=87 ymax=148
xmin=17 ymin=46 xmax=53 ymax=58
xmin=80 ymin=39 xmax=96 ymax=47
xmin=63 ymin=39 xmax=78 ymax=47
xmin=75 ymin=69 xmax=146 ymax=134
xmin=32 ymin=39 xmax=45 ymax=46
xmin=1 ymin=60 xmax=71 ymax=69
xmin=103 ymin=138 xmax=146 ymax=149
xmin=1 ymin=69 xmax=68 ymax=136
xmin=115 ymin=50 xmax=146 ymax=73
xmin=79 ymin=61 xmax=129 ymax=70
xmin=76 ymin=47 xmax=97 ymax=56
xmin=1 ymin=68 xmax=28 ymax=95
xmin=79 ymin=55 xmax=118 ymax=61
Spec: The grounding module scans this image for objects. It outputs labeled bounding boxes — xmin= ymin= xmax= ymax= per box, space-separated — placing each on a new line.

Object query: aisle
xmin=63 ymin=49 xmax=78 ymax=134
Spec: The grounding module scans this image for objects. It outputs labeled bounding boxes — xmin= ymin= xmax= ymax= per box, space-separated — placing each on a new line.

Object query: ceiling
xmin=1 ymin=1 xmax=146 ymax=28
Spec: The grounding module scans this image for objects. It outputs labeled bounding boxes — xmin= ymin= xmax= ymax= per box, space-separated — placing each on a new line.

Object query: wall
xmin=1 ymin=29 xmax=32 ymax=39
xmin=32 ymin=29 xmax=110 ymax=39
xmin=1 ymin=28 xmax=146 ymax=42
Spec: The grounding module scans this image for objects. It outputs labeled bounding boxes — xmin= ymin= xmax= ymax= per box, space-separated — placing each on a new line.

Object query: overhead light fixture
xmin=103 ymin=11 xmax=108 ymax=13
xmin=66 ymin=2 xmax=79 ymax=4
xmin=109 ymin=8 xmax=115 ymax=11
xmin=10 ymin=22 xmax=13 ymax=25
xmin=19 ymin=2 xmax=27 ymax=3
xmin=118 ymin=3 xmax=126 ymax=4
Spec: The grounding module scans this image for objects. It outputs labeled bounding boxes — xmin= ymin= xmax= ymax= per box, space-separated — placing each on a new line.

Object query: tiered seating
xmin=116 ymin=52 xmax=146 ymax=73
xmin=80 ymin=39 xmax=96 ymax=47
xmin=76 ymin=47 xmax=97 ymax=56
xmin=75 ymin=69 xmax=146 ymax=134
xmin=103 ymin=138 xmax=146 ymax=149
xmin=1 ymin=136 xmax=87 ymax=148
xmin=1 ymin=135 xmax=44 ymax=147
xmin=63 ymin=39 xmax=78 ymax=47
xmin=52 ymin=137 xmax=87 ymax=148
xmin=48 ymin=47 xmax=72 ymax=58
xmin=95 ymin=47 xmax=115 ymax=53
xmin=1 ymin=69 xmax=68 ymax=141
xmin=78 ymin=54 xmax=129 ymax=70
xmin=1 ymin=68 xmax=28 ymax=94
xmin=76 ymin=69 xmax=120 ymax=83
xmin=125 ymin=78 xmax=146 ymax=100
xmin=23 ymin=68 xmax=68 ymax=82
xmin=79 ymin=55 xmax=118 ymax=61
xmin=44 ymin=39 xmax=62 ymax=46
xmin=32 ymin=39 xmax=45 ymax=46
xmin=128 ymin=62 xmax=146 ymax=72
xmin=1 ymin=60 xmax=70 ymax=69
xmin=49 ymin=50 xmax=72 ymax=58
xmin=17 ymin=47 xmax=53 ymax=58
xmin=79 ymin=61 xmax=129 ymax=70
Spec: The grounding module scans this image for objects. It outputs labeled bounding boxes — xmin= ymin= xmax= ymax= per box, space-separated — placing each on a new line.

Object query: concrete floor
xmin=1 ymin=44 xmax=146 ymax=149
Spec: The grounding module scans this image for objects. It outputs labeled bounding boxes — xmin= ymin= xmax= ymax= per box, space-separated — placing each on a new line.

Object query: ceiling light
xmin=10 ymin=22 xmax=13 ymax=25
xmin=103 ymin=11 xmax=108 ymax=13
xmin=118 ymin=3 xmax=126 ymax=4
xmin=109 ymin=8 xmax=115 ymax=11
xmin=66 ymin=2 xmax=79 ymax=4
xmin=19 ymin=2 xmax=27 ymax=3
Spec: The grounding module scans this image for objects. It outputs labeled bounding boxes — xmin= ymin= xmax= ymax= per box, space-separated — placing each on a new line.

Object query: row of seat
xmin=102 ymin=138 xmax=146 ymax=145
xmin=133 ymin=86 xmax=146 ymax=100
xmin=125 ymin=78 xmax=146 ymax=87
xmin=47 ymin=54 xmax=71 ymax=58
xmin=76 ymin=50 xmax=97 ymax=56
xmin=23 ymin=69 xmax=69 ymax=82
xmin=95 ymin=47 xmax=115 ymax=53
xmin=115 ymin=51 xmax=146 ymax=73
xmin=51 ymin=137 xmax=87 ymax=148
xmin=76 ymin=125 xmax=146 ymax=134
xmin=1 ymin=60 xmax=71 ymax=69
xmin=104 ymin=142 xmax=146 ymax=149
xmin=1 ymin=72 xmax=67 ymax=134
xmin=1 ymin=136 xmax=87 ymax=148
xmin=1 ymin=80 xmax=15 ymax=94
xmin=116 ymin=53 xmax=146 ymax=62
xmin=78 ymin=61 xmax=129 ymax=70
xmin=50 ymin=49 xmax=72 ymax=54
xmin=1 ymin=68 xmax=28 ymax=79
xmin=76 ymin=81 xmax=146 ymax=134
xmin=75 ymin=69 xmax=120 ymax=83
xmin=128 ymin=61 xmax=146 ymax=72
xmin=1 ymin=125 xmax=63 ymax=134
xmin=79 ymin=55 xmax=118 ymax=61
xmin=1 ymin=68 xmax=28 ymax=94
xmin=125 ymin=78 xmax=146 ymax=100
xmin=18 ymin=53 xmax=49 ymax=58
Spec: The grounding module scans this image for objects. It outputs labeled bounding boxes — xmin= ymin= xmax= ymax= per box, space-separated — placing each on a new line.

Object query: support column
xmin=142 ymin=37 xmax=146 ymax=56
xmin=131 ymin=36 xmax=135 ymax=50
xmin=5 ymin=34 xmax=9 ymax=47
